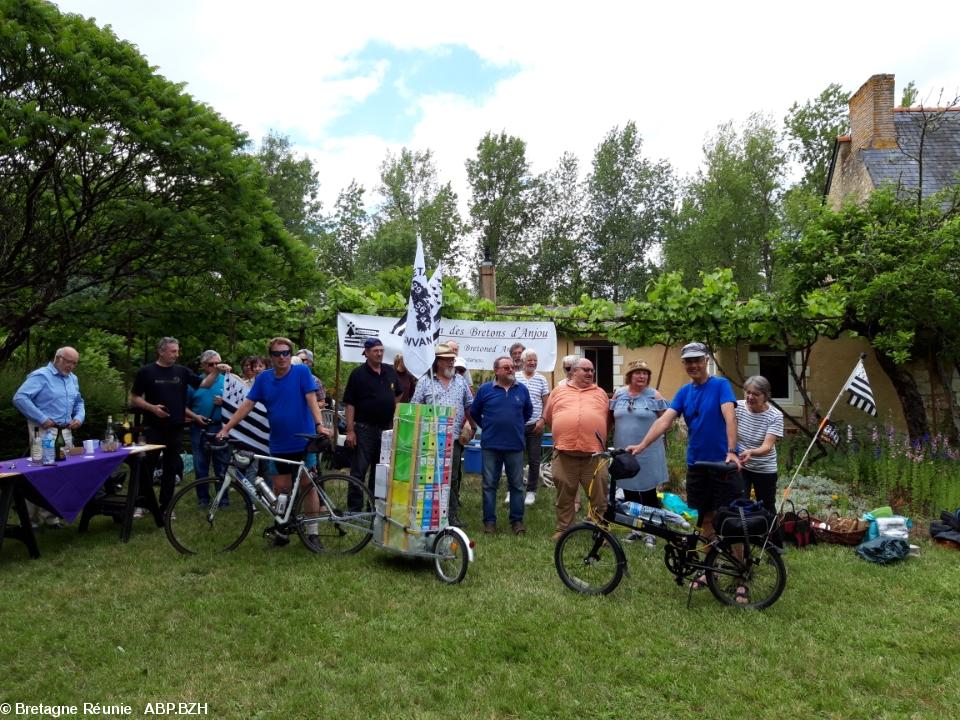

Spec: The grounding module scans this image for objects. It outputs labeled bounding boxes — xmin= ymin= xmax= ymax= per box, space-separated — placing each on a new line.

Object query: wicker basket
xmin=812 ymin=513 xmax=869 ymax=546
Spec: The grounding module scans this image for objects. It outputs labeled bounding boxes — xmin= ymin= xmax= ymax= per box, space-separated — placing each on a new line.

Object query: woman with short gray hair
xmin=735 ymin=376 xmax=784 ymax=542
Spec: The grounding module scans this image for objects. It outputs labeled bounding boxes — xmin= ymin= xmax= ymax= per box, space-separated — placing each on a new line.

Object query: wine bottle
xmin=54 ymin=427 xmax=66 ymax=461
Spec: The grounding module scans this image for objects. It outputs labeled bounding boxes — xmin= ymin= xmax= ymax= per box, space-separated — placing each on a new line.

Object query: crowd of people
xmin=11 ymin=337 xmax=785 ymax=565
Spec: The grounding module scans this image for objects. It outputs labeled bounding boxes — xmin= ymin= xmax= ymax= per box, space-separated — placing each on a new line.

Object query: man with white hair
xmin=515 ymin=348 xmax=550 ymax=506
xmin=557 ymin=355 xmax=578 ymax=386
xmin=14 ymin=346 xmax=85 ymax=527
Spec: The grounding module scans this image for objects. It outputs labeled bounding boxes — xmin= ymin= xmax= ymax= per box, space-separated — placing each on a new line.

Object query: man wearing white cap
xmin=627 ymin=342 xmax=741 ymax=551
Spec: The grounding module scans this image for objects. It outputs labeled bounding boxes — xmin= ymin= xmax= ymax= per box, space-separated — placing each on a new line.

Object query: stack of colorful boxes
xmin=382 ymin=403 xmax=455 ymax=551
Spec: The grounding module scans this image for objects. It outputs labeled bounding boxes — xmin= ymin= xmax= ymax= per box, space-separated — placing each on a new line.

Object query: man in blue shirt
xmin=14 ymin=346 xmax=85 ymax=527
xmin=468 ymin=356 xmax=532 ymax=535
xmin=627 ymin=342 xmax=741 ymax=545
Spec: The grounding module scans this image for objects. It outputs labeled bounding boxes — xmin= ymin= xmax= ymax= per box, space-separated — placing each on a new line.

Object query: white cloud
xmin=54 ymin=0 xmax=960 ymax=218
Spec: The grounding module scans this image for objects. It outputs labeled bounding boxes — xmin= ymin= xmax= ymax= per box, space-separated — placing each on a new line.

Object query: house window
xmin=756 ymin=352 xmax=793 ymax=402
xmin=576 ymin=343 xmax=614 ymax=393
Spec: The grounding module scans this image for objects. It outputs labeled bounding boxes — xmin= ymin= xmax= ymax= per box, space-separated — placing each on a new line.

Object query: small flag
xmin=845 ymin=360 xmax=877 ymax=416
xmin=220 ymin=374 xmax=270 ymax=454
xmin=819 ymin=418 xmax=841 ymax=447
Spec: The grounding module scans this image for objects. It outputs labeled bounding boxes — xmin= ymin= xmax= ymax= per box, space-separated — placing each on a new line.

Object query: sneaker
xmin=43 ymin=518 xmax=63 ymax=529
xmin=644 ymin=534 xmax=656 ymax=550
xmin=272 ymin=531 xmax=290 ymax=547
xmin=168 ymin=511 xmax=177 ymax=521
xmin=623 ymin=530 xmax=645 ymax=543
xmin=307 ymin=534 xmax=323 ymax=550
xmin=503 ymin=493 xmax=510 ymax=505
xmin=132 ymin=507 xmax=145 ymax=519
xmin=524 ymin=491 xmax=536 ymax=506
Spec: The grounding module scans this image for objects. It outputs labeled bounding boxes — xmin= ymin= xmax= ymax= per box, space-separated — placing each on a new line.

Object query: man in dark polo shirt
xmin=343 ymin=337 xmax=401 ymax=498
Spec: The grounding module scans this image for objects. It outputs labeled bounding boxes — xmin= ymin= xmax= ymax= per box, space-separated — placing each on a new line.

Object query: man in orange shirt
xmin=543 ymin=357 xmax=610 ymax=540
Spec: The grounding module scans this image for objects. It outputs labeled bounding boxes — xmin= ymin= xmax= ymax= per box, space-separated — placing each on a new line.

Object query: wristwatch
xmin=727 ymin=448 xmax=737 ymax=454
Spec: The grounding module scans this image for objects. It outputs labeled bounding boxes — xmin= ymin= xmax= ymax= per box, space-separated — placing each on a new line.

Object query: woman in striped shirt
xmin=735 ymin=376 xmax=784 ymax=518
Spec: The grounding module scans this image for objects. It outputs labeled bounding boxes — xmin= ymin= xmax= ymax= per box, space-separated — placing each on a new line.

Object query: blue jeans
xmin=192 ymin=422 xmax=228 ymax=505
xmin=481 ymin=448 xmax=524 ymax=525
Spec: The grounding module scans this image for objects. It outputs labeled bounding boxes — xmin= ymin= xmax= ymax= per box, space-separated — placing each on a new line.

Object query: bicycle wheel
xmin=704 ymin=538 xmax=786 ymax=609
xmin=554 ymin=522 xmax=626 ymax=595
xmin=433 ymin=528 xmax=469 ymax=584
xmin=295 ymin=473 xmax=374 ymax=555
xmin=165 ymin=477 xmax=254 ymax=555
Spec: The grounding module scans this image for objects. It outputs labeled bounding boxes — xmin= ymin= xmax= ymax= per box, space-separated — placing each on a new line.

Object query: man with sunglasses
xmin=217 ymin=337 xmax=328 ymax=545
xmin=627 ymin=342 xmax=741 ymax=551
xmin=543 ymin=357 xmax=610 ymax=541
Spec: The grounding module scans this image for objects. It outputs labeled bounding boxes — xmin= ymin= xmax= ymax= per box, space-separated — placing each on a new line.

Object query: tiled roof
xmin=860 ymin=110 xmax=960 ymax=198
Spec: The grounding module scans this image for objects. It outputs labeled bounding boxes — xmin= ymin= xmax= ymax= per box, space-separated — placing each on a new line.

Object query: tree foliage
xmin=585 ymin=122 xmax=675 ymax=302
xmin=784 ymin=82 xmax=850 ymax=195
xmin=778 ymin=186 xmax=960 ymax=440
xmin=665 ymin=115 xmax=787 ymax=297
xmin=0 ymin=0 xmax=313 ymax=361
xmin=465 ymin=131 xmax=534 ymax=301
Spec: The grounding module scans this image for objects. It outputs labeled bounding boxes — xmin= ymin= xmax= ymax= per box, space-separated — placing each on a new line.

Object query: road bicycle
xmin=554 ymin=451 xmax=786 ymax=609
xmin=164 ymin=434 xmax=375 ymax=556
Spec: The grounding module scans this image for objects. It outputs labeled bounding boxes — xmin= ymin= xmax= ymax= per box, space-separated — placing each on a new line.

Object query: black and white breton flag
xmin=845 ymin=360 xmax=877 ymax=417
xmin=220 ymin=373 xmax=270 ymax=454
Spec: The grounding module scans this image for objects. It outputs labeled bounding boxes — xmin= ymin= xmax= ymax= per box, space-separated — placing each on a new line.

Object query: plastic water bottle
xmin=618 ymin=501 xmax=691 ymax=531
xmin=31 ymin=427 xmax=43 ymax=463
xmin=275 ymin=493 xmax=289 ymax=516
xmin=41 ymin=429 xmax=56 ymax=465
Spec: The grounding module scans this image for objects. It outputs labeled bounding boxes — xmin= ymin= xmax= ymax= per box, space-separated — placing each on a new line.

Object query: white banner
xmin=338 ymin=313 xmax=558 ymax=373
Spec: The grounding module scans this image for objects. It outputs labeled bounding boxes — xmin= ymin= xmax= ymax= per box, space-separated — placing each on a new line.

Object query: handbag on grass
xmin=780 ymin=498 xmax=816 ymax=547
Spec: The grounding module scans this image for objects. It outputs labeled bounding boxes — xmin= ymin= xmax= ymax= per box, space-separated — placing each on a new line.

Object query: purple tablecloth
xmin=3 ymin=448 xmax=132 ymax=523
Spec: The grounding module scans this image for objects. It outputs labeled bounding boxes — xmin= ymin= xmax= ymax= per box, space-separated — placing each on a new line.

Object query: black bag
xmin=780 ymin=499 xmax=816 ymax=547
xmin=714 ymin=499 xmax=774 ymax=539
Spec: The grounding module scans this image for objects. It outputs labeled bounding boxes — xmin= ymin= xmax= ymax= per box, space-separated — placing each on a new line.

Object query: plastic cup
xmin=83 ymin=439 xmax=97 ymax=456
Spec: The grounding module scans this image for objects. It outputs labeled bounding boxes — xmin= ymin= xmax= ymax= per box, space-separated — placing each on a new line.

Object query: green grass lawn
xmin=2 ymin=474 xmax=959 ymax=720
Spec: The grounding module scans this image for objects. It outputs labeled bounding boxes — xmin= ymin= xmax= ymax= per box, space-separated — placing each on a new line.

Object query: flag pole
xmin=778 ymin=353 xmax=866 ymax=512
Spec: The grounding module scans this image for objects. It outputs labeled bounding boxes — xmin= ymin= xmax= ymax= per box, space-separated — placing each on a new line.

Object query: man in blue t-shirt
xmin=217 ymin=336 xmax=329 ymax=545
xmin=627 ymin=342 xmax=740 ymax=543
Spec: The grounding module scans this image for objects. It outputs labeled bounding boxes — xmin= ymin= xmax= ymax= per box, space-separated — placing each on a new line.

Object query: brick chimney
xmin=849 ymin=74 xmax=897 ymax=150
xmin=479 ymin=249 xmax=497 ymax=303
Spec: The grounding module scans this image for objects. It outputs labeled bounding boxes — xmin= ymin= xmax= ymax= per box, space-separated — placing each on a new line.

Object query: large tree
xmin=359 ymin=147 xmax=463 ymax=273
xmin=465 ymin=131 xmax=534 ymax=300
xmin=253 ymin=132 xmax=324 ymax=243
xmin=0 ymin=0 xmax=310 ymax=361
xmin=784 ymin=82 xmax=850 ymax=196
xmin=664 ymin=114 xmax=787 ymax=296
xmin=585 ymin=121 xmax=675 ymax=302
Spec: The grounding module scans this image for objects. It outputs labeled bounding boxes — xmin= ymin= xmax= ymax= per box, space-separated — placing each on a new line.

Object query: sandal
xmin=689 ymin=574 xmax=707 ymax=591
xmin=734 ymin=585 xmax=750 ymax=605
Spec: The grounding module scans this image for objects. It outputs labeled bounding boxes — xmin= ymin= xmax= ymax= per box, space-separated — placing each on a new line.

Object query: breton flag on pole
xmin=401 ymin=237 xmax=443 ymax=378
xmin=220 ymin=373 xmax=270 ymax=454
xmin=845 ymin=359 xmax=877 ymax=416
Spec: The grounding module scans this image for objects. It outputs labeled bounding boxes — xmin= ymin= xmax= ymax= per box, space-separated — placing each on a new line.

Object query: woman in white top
xmin=735 ymin=375 xmax=784 ymax=518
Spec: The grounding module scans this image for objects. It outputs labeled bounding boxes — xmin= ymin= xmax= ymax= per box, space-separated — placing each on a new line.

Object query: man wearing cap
xmin=543 ymin=356 xmax=610 ymax=541
xmin=343 ymin=338 xmax=402 ymax=498
xmin=410 ymin=344 xmax=474 ymax=527
xmin=468 ymin=356 xmax=532 ymax=535
xmin=627 ymin=342 xmax=740 ymax=546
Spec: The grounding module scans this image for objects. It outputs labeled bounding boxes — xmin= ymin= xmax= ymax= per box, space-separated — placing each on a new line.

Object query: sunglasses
xmin=203 ymin=361 xmax=219 ymax=367
xmin=270 ymin=349 xmax=292 ymax=357
xmin=627 ymin=397 xmax=636 ymax=413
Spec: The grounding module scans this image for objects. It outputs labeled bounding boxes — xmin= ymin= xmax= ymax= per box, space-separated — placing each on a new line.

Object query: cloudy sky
xmin=54 ymin=0 xmax=960 ymax=213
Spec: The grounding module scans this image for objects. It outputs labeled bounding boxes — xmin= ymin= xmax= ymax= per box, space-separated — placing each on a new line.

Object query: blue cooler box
xmin=464 ymin=440 xmax=482 ymax=474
